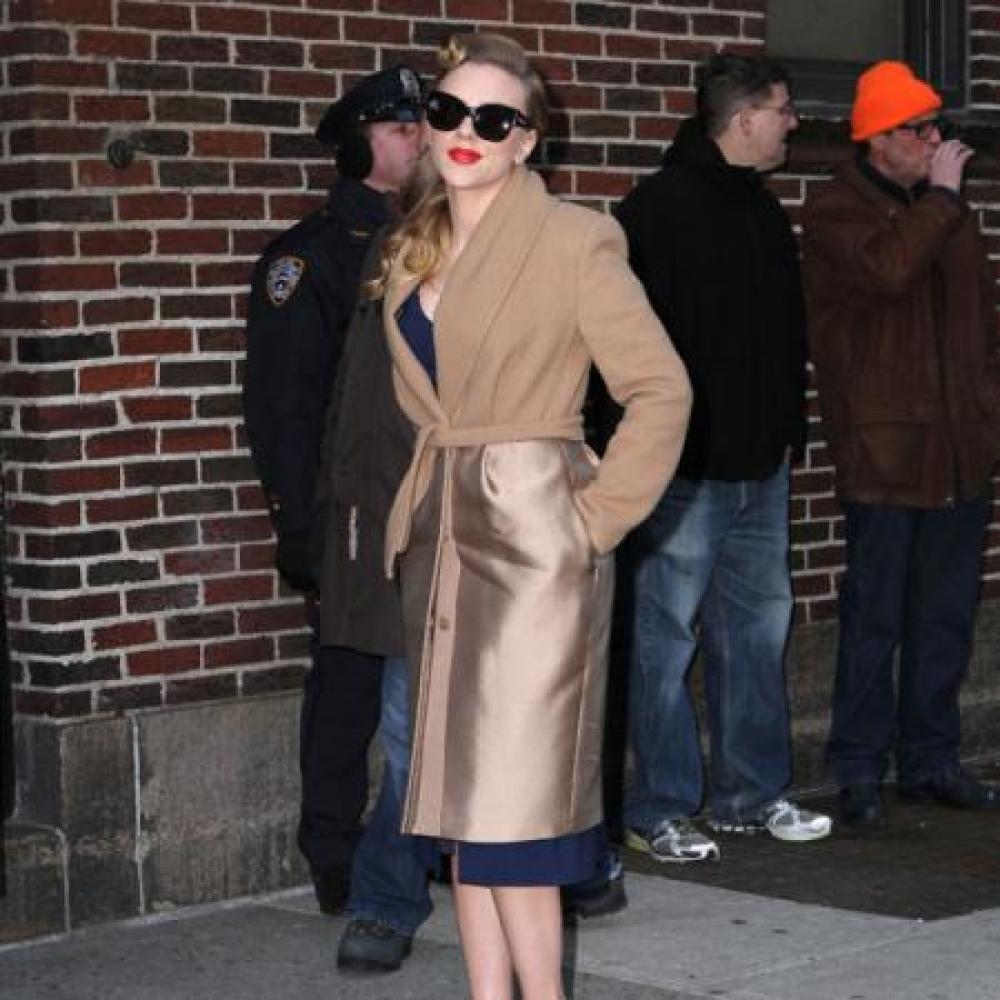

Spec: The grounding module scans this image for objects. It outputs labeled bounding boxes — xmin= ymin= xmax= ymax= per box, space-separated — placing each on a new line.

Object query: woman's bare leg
xmin=493 ymin=885 xmax=565 ymax=1000
xmin=453 ymin=878 xmax=514 ymax=1000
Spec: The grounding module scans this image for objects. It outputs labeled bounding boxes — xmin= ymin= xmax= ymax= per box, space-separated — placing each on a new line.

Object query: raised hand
xmin=929 ymin=139 xmax=974 ymax=192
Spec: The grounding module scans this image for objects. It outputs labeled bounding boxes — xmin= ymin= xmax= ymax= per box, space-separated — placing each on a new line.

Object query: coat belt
xmin=384 ymin=416 xmax=584 ymax=576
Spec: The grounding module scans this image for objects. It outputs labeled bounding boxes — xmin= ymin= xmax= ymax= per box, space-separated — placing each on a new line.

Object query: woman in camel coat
xmin=373 ymin=33 xmax=691 ymax=1000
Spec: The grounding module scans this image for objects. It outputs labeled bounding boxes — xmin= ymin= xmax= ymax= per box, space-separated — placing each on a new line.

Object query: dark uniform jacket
xmin=802 ymin=158 xmax=1000 ymax=508
xmin=615 ymin=117 xmax=807 ymax=482
xmin=317 ymin=246 xmax=414 ymax=657
xmin=243 ymin=177 xmax=393 ymax=575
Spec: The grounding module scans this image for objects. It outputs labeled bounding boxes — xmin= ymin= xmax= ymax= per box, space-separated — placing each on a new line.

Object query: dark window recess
xmin=766 ymin=0 xmax=967 ymax=113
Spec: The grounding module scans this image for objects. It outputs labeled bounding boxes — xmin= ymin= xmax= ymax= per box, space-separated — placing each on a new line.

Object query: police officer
xmin=243 ymin=66 xmax=422 ymax=918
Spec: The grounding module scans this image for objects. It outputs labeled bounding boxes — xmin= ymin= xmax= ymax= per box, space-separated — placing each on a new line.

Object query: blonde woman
xmin=373 ymin=34 xmax=691 ymax=1000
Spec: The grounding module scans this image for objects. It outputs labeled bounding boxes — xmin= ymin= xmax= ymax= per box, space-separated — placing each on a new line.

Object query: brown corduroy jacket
xmin=802 ymin=160 xmax=1000 ymax=508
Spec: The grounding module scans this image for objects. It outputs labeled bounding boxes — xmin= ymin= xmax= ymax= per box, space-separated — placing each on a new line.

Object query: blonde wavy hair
xmin=366 ymin=33 xmax=548 ymax=299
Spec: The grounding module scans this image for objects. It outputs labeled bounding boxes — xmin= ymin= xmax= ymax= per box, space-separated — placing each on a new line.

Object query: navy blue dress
xmin=396 ymin=289 xmax=605 ymax=886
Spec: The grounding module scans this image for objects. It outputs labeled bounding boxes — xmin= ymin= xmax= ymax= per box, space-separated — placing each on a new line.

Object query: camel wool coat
xmin=384 ymin=167 xmax=692 ymax=843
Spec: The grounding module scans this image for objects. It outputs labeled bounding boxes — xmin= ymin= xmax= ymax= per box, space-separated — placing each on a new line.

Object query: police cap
xmin=316 ymin=66 xmax=423 ymax=147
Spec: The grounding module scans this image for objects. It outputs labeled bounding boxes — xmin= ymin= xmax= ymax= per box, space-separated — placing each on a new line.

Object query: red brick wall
xmin=2 ymin=0 xmax=998 ymax=719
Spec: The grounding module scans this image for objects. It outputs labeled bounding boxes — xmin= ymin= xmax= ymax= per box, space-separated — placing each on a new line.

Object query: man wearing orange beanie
xmin=802 ymin=61 xmax=1000 ymax=829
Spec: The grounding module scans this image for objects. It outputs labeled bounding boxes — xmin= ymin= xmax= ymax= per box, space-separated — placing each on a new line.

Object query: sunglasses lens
xmin=473 ymin=105 xmax=516 ymax=142
xmin=425 ymin=92 xmax=528 ymax=143
xmin=425 ymin=92 xmax=467 ymax=132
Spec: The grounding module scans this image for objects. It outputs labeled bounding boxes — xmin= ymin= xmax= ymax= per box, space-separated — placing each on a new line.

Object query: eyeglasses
xmin=424 ymin=90 xmax=532 ymax=143
xmin=894 ymin=116 xmax=950 ymax=140
xmin=753 ymin=101 xmax=798 ymax=119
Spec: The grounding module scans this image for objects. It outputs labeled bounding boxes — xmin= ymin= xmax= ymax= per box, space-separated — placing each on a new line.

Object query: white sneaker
xmin=625 ymin=818 xmax=720 ymax=863
xmin=762 ymin=799 xmax=832 ymax=842
xmin=710 ymin=799 xmax=832 ymax=842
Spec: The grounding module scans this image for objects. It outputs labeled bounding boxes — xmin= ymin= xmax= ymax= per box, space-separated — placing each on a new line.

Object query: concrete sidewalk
xmin=0 ymin=870 xmax=995 ymax=1000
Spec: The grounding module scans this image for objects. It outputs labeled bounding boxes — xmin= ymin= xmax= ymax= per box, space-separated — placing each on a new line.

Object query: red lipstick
xmin=448 ymin=147 xmax=482 ymax=165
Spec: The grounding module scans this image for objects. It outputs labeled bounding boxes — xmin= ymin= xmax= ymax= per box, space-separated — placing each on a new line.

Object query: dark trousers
xmin=828 ymin=494 xmax=991 ymax=788
xmin=298 ymin=607 xmax=383 ymax=876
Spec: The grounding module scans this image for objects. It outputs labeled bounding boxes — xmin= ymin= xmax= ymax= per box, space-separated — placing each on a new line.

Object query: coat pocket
xmin=324 ymin=497 xmax=354 ymax=566
xmin=560 ymin=441 xmax=600 ymax=559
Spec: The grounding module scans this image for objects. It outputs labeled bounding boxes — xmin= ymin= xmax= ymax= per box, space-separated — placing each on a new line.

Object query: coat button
xmin=438 ymin=616 xmax=451 ymax=631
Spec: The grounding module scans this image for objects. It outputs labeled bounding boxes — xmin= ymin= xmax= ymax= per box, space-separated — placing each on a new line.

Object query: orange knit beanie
xmin=850 ymin=61 xmax=942 ymax=141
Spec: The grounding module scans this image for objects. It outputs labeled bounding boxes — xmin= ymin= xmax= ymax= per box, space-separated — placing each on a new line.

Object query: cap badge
xmin=399 ymin=67 xmax=421 ymax=102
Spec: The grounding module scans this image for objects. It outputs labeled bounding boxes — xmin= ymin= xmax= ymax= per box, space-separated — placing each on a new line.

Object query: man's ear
xmin=867 ymin=132 xmax=888 ymax=156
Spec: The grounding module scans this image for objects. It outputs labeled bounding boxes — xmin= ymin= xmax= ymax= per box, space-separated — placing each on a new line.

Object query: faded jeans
xmin=625 ymin=464 xmax=794 ymax=829
xmin=346 ymin=656 xmax=433 ymax=935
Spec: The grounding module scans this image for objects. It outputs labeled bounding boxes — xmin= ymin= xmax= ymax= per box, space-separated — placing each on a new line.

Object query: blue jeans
xmin=346 ymin=656 xmax=433 ymax=936
xmin=829 ymin=495 xmax=991 ymax=788
xmin=625 ymin=465 xmax=793 ymax=829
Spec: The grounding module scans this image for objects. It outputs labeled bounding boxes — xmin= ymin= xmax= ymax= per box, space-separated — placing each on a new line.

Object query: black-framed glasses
xmin=753 ymin=101 xmax=798 ymax=119
xmin=895 ymin=116 xmax=953 ymax=140
xmin=424 ymin=90 xmax=532 ymax=143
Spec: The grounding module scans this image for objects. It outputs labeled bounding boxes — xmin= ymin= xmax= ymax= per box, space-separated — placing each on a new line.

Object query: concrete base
xmin=0 ymin=693 xmax=308 ymax=943
xmin=0 ymin=821 xmax=65 ymax=944
xmin=2 ymin=598 xmax=1000 ymax=943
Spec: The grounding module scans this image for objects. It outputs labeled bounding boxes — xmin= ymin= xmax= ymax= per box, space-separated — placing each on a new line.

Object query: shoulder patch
xmin=266 ymin=255 xmax=306 ymax=307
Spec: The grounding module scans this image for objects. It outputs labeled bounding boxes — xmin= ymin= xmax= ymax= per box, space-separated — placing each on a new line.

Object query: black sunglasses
xmin=424 ymin=90 xmax=532 ymax=143
xmin=895 ymin=116 xmax=956 ymax=140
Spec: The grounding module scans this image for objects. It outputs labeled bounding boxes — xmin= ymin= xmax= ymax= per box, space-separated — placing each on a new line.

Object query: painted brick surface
xmin=2 ymin=1 xmax=1000 ymax=720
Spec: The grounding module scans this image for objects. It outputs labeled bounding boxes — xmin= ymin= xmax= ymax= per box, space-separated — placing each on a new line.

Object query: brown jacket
xmin=802 ymin=160 xmax=1000 ymax=507
xmin=384 ymin=168 xmax=692 ymax=842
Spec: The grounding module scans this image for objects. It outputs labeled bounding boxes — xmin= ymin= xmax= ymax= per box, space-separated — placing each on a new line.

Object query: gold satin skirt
xmin=400 ymin=438 xmax=614 ymax=843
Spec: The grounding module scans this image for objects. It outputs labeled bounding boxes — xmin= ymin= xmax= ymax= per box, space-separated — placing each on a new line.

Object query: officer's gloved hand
xmin=275 ymin=530 xmax=317 ymax=593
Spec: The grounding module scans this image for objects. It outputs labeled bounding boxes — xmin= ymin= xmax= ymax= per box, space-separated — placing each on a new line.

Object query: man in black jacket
xmin=616 ymin=54 xmax=830 ymax=863
xmin=243 ymin=68 xmax=425 ymax=958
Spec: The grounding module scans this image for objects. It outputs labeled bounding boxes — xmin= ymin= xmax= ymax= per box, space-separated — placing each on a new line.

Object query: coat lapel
xmin=382 ymin=167 xmax=554 ymax=427
xmin=435 ymin=168 xmax=554 ymax=416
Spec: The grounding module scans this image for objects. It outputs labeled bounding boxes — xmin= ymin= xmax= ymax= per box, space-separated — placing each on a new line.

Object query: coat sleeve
xmin=243 ymin=248 xmax=345 ymax=537
xmin=803 ymin=188 xmax=965 ymax=298
xmin=572 ymin=212 xmax=692 ymax=553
